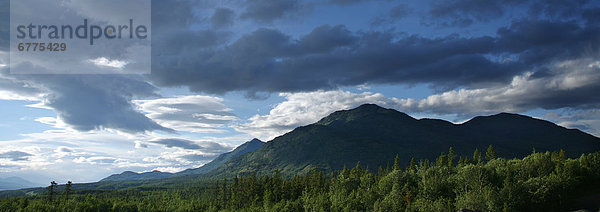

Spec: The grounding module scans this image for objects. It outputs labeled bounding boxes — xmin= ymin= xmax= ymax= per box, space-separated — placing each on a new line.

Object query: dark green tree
xmin=19 ymin=196 xmax=28 ymax=209
xmin=436 ymin=152 xmax=447 ymax=167
xmin=485 ymin=145 xmax=496 ymax=161
xmin=473 ymin=148 xmax=482 ymax=164
xmin=45 ymin=181 xmax=58 ymax=202
xmin=448 ymin=147 xmax=457 ymax=167
xmin=62 ymin=181 xmax=72 ymax=201
xmin=393 ymin=154 xmax=401 ymax=171
xmin=408 ymin=157 xmax=416 ymax=172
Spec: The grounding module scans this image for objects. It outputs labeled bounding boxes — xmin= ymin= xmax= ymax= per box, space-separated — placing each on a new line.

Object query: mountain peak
xmin=465 ymin=112 xmax=547 ymax=126
xmin=355 ymin=103 xmax=384 ymax=110
xmin=119 ymin=171 xmax=136 ymax=175
xmin=317 ymin=104 xmax=414 ymax=126
xmin=249 ymin=138 xmax=263 ymax=143
xmin=491 ymin=112 xmax=529 ymax=118
xmin=238 ymin=138 xmax=265 ymax=150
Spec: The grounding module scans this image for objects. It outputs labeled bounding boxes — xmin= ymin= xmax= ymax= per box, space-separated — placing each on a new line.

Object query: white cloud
xmin=150 ymin=166 xmax=186 ymax=173
xmin=134 ymin=140 xmax=148 ymax=149
xmin=397 ymin=58 xmax=600 ymax=115
xmin=0 ymin=90 xmax=41 ymax=101
xmin=0 ymin=146 xmax=53 ymax=173
xmin=34 ymin=117 xmax=70 ymax=129
xmin=73 ymin=156 xmax=118 ymax=165
xmin=134 ymin=95 xmax=239 ymax=133
xmin=88 ymin=57 xmax=129 ymax=70
xmin=543 ymin=110 xmax=600 ymax=137
xmin=233 ymin=90 xmax=402 ymax=140
xmin=0 ymin=74 xmax=45 ymax=102
xmin=0 ymin=126 xmax=241 ymax=184
xmin=52 ymin=146 xmax=75 ymax=158
xmin=357 ymin=84 xmax=371 ymax=91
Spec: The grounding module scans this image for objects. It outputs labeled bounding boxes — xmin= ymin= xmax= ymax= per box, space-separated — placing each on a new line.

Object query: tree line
xmin=1 ymin=146 xmax=599 ymax=211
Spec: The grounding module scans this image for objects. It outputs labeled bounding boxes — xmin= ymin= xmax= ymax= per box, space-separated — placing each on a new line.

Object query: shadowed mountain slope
xmin=209 ymin=104 xmax=600 ymax=177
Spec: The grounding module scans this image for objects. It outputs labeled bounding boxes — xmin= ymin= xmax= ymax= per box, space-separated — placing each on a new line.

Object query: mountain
xmin=100 ymin=170 xmax=174 ymax=182
xmin=0 ymin=177 xmax=44 ymax=191
xmin=100 ymin=138 xmax=265 ymax=182
xmin=176 ymin=138 xmax=265 ymax=176
xmin=209 ymin=104 xmax=600 ymax=177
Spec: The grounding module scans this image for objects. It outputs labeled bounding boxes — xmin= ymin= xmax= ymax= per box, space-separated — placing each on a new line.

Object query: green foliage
xmin=486 ymin=145 xmax=496 ymax=161
xmin=45 ymin=181 xmax=57 ymax=202
xmin=473 ymin=148 xmax=482 ymax=164
xmin=2 ymin=149 xmax=600 ymax=211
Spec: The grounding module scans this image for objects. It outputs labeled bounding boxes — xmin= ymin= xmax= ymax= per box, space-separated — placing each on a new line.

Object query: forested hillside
xmin=2 ymin=148 xmax=599 ymax=211
xmin=210 ymin=104 xmax=600 ymax=177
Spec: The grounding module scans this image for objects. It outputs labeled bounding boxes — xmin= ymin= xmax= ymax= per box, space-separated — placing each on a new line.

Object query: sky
xmin=1 ymin=0 xmax=600 ymax=185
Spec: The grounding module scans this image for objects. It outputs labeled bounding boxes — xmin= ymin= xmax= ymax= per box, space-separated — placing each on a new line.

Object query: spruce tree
xmin=393 ymin=154 xmax=401 ymax=171
xmin=473 ymin=148 xmax=482 ymax=164
xmin=485 ymin=145 xmax=496 ymax=161
xmin=448 ymin=147 xmax=457 ymax=167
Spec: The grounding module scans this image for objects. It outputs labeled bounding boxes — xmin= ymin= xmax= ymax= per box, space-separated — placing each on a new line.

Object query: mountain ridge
xmin=175 ymin=138 xmax=264 ymax=176
xmin=0 ymin=177 xmax=44 ymax=191
xmin=100 ymin=138 xmax=265 ymax=182
xmin=208 ymin=104 xmax=600 ymax=177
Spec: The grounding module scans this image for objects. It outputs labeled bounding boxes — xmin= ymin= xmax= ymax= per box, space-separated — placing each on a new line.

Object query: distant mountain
xmin=210 ymin=104 xmax=600 ymax=177
xmin=100 ymin=138 xmax=265 ymax=182
xmin=0 ymin=177 xmax=43 ymax=190
xmin=100 ymin=170 xmax=174 ymax=182
xmin=176 ymin=138 xmax=265 ymax=176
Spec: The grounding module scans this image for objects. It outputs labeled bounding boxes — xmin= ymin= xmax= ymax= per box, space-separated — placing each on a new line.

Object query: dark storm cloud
xmin=427 ymin=0 xmax=592 ymax=27
xmin=151 ymin=24 xmax=524 ymax=94
xmin=328 ymin=0 xmax=372 ymax=6
xmin=0 ymin=71 xmax=170 ymax=132
xmin=37 ymin=75 xmax=170 ymax=133
xmin=238 ymin=0 xmax=378 ymax=23
xmin=211 ymin=8 xmax=235 ymax=29
xmin=528 ymin=0 xmax=590 ymax=20
xmin=582 ymin=8 xmax=600 ymax=26
xmin=151 ymin=0 xmax=198 ymax=31
xmin=240 ymin=0 xmax=303 ymax=23
xmin=154 ymin=29 xmax=228 ymax=55
xmin=371 ymin=4 xmax=413 ymax=26
xmin=389 ymin=4 xmax=412 ymax=19
xmin=0 ymin=151 xmax=32 ymax=161
xmin=496 ymin=20 xmax=600 ymax=65
xmin=428 ymin=0 xmax=522 ymax=27
xmin=298 ymin=25 xmax=357 ymax=53
xmin=149 ymin=0 xmax=600 ymax=98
